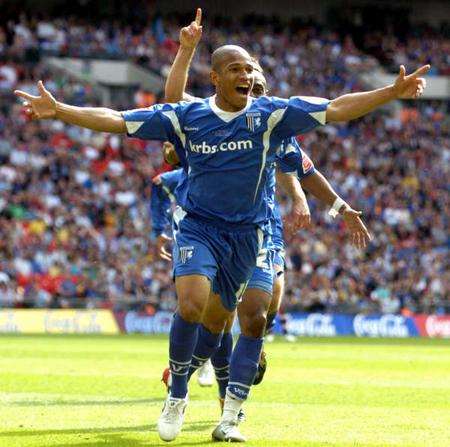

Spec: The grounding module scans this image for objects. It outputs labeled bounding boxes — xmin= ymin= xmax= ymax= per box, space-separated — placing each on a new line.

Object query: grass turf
xmin=0 ymin=335 xmax=449 ymax=446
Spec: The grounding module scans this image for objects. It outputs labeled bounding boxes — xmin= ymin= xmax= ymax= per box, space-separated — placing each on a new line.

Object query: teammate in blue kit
xmin=15 ymin=7 xmax=428 ymax=441
xmin=151 ymin=168 xmax=186 ymax=261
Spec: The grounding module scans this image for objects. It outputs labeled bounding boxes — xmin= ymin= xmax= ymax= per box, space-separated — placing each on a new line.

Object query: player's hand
xmin=291 ymin=197 xmax=311 ymax=231
xmin=180 ymin=8 xmax=202 ymax=50
xmin=156 ymin=234 xmax=172 ymax=261
xmin=284 ymin=197 xmax=311 ymax=237
xmin=14 ymin=80 xmax=57 ymax=120
xmin=393 ymin=65 xmax=430 ymax=99
xmin=342 ymin=208 xmax=372 ymax=249
xmin=163 ymin=141 xmax=180 ymax=166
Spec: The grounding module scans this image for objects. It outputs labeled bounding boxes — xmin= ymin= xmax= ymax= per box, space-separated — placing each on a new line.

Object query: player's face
xmin=211 ymin=55 xmax=255 ymax=111
xmin=251 ymin=71 xmax=267 ymax=98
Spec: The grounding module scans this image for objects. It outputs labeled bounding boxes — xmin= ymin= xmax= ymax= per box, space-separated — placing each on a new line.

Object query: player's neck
xmin=214 ymin=94 xmax=247 ymax=113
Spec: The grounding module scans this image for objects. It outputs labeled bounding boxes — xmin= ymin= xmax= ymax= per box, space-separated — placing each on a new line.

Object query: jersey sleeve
xmin=272 ymin=96 xmax=329 ymax=139
xmin=277 ymin=138 xmax=316 ymax=179
xmin=121 ymin=103 xmax=185 ymax=143
xmin=160 ymin=169 xmax=184 ymax=195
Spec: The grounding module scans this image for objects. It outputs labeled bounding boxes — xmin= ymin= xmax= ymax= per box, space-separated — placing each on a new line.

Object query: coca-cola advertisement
xmin=114 ymin=311 xmax=174 ymax=334
xmin=279 ymin=313 xmax=354 ymax=337
xmin=352 ymin=314 xmax=418 ymax=338
xmin=413 ymin=315 xmax=450 ymax=338
xmin=113 ymin=311 xmax=450 ymax=338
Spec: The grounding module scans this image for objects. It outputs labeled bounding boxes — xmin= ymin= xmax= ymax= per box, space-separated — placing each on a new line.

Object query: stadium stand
xmin=0 ymin=9 xmax=448 ymax=314
xmin=362 ymin=27 xmax=450 ymax=76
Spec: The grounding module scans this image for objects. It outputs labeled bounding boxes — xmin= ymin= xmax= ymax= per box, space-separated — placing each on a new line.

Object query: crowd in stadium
xmin=1 ymin=14 xmax=449 ymax=78
xmin=362 ymin=27 xmax=450 ymax=76
xmin=0 ymin=13 xmax=448 ymax=314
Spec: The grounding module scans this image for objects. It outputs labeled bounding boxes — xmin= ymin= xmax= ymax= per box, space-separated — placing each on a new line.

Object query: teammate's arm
xmin=164 ymin=8 xmax=202 ymax=103
xmin=300 ymin=171 xmax=371 ymax=249
xmin=151 ymin=175 xmax=174 ymax=261
xmin=278 ymin=143 xmax=371 ymax=248
xmin=326 ymin=65 xmax=429 ymax=122
xmin=275 ymin=171 xmax=311 ymax=230
xmin=151 ymin=176 xmax=173 ymax=239
xmin=15 ymin=81 xmax=126 ymax=133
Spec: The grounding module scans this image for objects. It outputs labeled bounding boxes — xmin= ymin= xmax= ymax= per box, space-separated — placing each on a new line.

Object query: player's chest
xmin=182 ymin=113 xmax=266 ymax=158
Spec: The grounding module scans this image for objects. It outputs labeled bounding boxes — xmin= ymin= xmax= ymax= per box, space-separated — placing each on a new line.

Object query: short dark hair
xmin=211 ymin=45 xmax=251 ymax=71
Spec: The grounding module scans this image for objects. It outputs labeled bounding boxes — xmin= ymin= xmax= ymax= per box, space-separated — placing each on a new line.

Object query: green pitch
xmin=0 ymin=335 xmax=449 ymax=447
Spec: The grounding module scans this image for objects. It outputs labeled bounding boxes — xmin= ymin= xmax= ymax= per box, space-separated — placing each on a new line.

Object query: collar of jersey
xmin=208 ymin=95 xmax=253 ymax=123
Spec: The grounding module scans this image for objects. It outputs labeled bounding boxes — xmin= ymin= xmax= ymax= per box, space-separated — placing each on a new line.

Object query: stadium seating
xmin=0 ymin=14 xmax=448 ymax=314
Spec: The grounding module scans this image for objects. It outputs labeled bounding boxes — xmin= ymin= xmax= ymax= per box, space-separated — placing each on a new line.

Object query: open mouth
xmin=235 ymin=86 xmax=250 ymax=95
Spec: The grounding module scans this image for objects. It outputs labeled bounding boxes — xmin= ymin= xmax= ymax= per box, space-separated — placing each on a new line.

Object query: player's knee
xmin=178 ymin=298 xmax=204 ymax=323
xmin=240 ymin=312 xmax=267 ymax=338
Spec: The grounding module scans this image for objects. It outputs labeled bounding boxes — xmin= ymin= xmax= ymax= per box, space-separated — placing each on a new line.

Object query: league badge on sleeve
xmin=301 ymin=151 xmax=314 ymax=173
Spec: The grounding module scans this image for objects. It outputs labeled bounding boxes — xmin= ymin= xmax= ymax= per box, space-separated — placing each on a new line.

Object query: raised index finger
xmin=195 ymin=8 xmax=202 ymax=26
xmin=409 ymin=64 xmax=430 ymax=78
xmin=14 ymin=90 xmax=37 ymax=101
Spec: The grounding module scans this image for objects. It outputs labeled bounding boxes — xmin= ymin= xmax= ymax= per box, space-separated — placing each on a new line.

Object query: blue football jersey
xmin=123 ymin=95 xmax=328 ymax=226
xmin=277 ymin=138 xmax=316 ymax=179
xmin=150 ymin=168 xmax=186 ymax=238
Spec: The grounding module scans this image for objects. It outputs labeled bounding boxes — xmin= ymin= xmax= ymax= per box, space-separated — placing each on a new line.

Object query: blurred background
xmin=0 ymin=0 xmax=448 ymax=329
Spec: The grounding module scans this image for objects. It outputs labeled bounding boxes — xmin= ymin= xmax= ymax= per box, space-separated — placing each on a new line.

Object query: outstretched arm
xmin=164 ymin=8 xmax=202 ymax=103
xmin=326 ymin=65 xmax=429 ymax=122
xmin=301 ymin=171 xmax=371 ymax=249
xmin=15 ymin=81 xmax=126 ymax=133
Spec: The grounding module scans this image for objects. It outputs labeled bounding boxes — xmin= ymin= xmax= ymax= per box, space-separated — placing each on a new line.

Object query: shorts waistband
xmin=186 ymin=212 xmax=259 ymax=232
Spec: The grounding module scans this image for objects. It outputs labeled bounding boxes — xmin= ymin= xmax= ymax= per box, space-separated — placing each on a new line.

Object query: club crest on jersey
xmin=179 ymin=246 xmax=194 ymax=264
xmin=246 ymin=112 xmax=262 ymax=132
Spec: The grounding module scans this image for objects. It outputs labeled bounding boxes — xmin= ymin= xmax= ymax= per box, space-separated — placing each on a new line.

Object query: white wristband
xmin=328 ymin=198 xmax=346 ymax=218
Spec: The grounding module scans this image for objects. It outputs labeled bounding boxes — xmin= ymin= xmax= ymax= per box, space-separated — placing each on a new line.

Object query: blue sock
xmin=227 ymin=335 xmax=263 ymax=401
xmin=169 ymin=313 xmax=199 ymax=398
xmin=211 ymin=331 xmax=233 ymax=398
xmin=187 ymin=325 xmax=223 ymax=380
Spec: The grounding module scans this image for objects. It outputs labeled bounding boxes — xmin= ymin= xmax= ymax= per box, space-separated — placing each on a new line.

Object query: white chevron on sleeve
xmin=309 ymin=110 xmax=327 ymax=125
xmin=126 ymin=121 xmax=145 ymax=134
